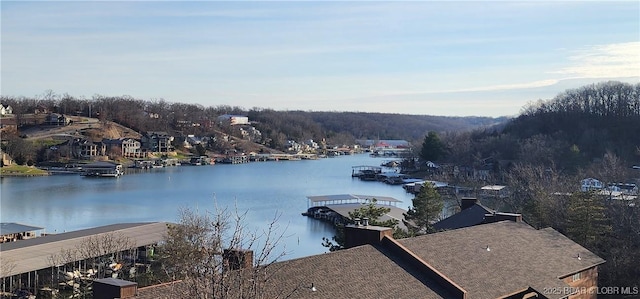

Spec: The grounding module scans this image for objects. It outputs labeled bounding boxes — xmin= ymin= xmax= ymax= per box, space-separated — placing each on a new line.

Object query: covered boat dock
xmin=304 ymin=194 xmax=407 ymax=229
xmin=0 ymin=223 xmax=44 ymax=243
xmin=306 ymin=194 xmax=402 ymax=208
xmin=0 ymin=222 xmax=167 ymax=296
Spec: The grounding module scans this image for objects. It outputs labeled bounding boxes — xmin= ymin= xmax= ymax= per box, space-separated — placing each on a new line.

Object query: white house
xmin=581 ymin=178 xmax=604 ymax=192
xmin=217 ymin=114 xmax=249 ymax=126
xmin=0 ymin=104 xmax=13 ymax=115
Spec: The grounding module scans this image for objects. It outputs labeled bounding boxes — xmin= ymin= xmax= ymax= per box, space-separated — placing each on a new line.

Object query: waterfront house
xmin=141 ymin=131 xmax=174 ymax=153
xmin=175 ymin=134 xmax=213 ymax=150
xmin=134 ymin=220 xmax=604 ymax=299
xmin=72 ymin=138 xmax=103 ymax=159
xmin=103 ymin=138 xmax=145 ymax=158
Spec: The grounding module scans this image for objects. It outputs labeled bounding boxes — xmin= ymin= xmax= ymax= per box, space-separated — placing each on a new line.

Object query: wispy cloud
xmin=351 ymin=79 xmax=561 ymax=100
xmin=2 ymin=1 xmax=638 ymax=117
xmin=554 ymin=42 xmax=640 ymax=79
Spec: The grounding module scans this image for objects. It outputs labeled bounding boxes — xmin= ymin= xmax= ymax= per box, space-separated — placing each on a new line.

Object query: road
xmin=22 ymin=117 xmax=140 ymax=140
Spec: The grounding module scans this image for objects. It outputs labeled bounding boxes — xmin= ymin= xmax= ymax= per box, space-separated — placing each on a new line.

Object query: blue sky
xmin=1 ymin=1 xmax=639 ymax=117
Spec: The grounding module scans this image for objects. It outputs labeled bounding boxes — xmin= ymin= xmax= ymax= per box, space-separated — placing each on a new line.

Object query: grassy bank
xmin=0 ymin=165 xmax=49 ymax=177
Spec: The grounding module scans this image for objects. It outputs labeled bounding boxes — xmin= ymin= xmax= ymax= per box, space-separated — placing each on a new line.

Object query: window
xmin=572 ymin=272 xmax=581 ymax=281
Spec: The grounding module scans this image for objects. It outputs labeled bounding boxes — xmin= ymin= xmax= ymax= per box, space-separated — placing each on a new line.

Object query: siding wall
xmin=564 ymin=266 xmax=598 ymax=299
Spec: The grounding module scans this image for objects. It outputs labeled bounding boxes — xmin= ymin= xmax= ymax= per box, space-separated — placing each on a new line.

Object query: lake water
xmin=0 ymin=154 xmax=416 ymax=260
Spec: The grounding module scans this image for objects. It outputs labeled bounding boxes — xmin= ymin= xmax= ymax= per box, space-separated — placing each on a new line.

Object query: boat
xmin=380 ymin=160 xmax=400 ymax=167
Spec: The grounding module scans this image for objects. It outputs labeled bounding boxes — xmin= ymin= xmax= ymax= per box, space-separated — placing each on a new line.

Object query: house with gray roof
xmin=433 ymin=198 xmax=494 ymax=231
xmin=432 ymin=197 xmax=523 ymax=231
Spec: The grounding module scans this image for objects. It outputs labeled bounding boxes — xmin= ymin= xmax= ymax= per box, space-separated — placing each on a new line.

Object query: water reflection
xmin=1 ymin=154 xmax=416 ymax=258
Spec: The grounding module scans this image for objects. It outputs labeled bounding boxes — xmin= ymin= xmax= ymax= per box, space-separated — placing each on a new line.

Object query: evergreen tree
xmin=420 ymin=131 xmax=447 ymax=162
xmin=322 ymin=198 xmax=401 ymax=251
xmin=194 ymin=143 xmax=207 ymax=156
xmin=566 ymin=191 xmax=612 ymax=251
xmin=347 ymin=198 xmax=398 ymax=228
xmin=403 ymin=182 xmax=444 ymax=234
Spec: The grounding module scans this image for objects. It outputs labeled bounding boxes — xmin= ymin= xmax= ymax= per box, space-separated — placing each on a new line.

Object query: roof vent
xmin=577 ymin=253 xmax=581 ymax=260
xmin=310 ymin=283 xmax=317 ymax=292
xmin=354 ymin=218 xmax=361 ymax=226
xmin=485 ymin=245 xmax=491 ymax=252
xmin=362 ymin=217 xmax=369 ymax=226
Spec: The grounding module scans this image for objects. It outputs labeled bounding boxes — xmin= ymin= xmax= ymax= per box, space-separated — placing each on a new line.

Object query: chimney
xmin=484 ymin=212 xmax=522 ymax=223
xmin=344 ymin=225 xmax=393 ymax=249
xmin=92 ymin=278 xmax=137 ymax=299
xmin=460 ymin=197 xmax=478 ymax=210
xmin=223 ymin=249 xmax=254 ymax=271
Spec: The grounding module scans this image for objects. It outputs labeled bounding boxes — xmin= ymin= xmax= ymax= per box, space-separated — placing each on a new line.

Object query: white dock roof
xmin=307 ymin=194 xmax=402 ymax=202
xmin=307 ymin=194 xmax=402 ymax=206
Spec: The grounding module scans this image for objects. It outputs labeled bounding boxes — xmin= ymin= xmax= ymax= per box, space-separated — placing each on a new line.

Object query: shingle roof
xmin=136 ymin=221 xmax=604 ymax=299
xmin=399 ymin=221 xmax=605 ymax=299
xmin=135 ymin=244 xmax=453 ymax=299
xmin=432 ymin=203 xmax=494 ymax=231
xmin=261 ymin=244 xmax=452 ymax=299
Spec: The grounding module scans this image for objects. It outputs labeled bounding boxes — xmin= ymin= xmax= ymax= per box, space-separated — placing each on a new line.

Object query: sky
xmin=1 ymin=1 xmax=639 ymax=117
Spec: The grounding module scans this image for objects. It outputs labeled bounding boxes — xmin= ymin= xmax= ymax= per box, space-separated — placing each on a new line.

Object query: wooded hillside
xmin=1 ymin=92 xmax=505 ymax=151
xmin=439 ymin=81 xmax=640 ymax=172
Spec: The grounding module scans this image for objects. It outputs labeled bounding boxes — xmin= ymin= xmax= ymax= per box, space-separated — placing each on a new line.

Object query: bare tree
xmin=48 ymin=232 xmax=136 ymax=298
xmin=0 ymin=258 xmax=17 ymax=291
xmin=159 ymin=205 xmax=290 ymax=299
xmin=504 ymin=163 xmax=572 ymax=230
xmin=590 ymin=151 xmax=629 ymax=186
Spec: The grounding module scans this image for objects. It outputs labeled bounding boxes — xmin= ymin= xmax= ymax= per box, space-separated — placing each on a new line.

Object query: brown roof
xmin=135 ymin=244 xmax=452 ymax=299
xmin=135 ymin=221 xmax=604 ymax=299
xmin=261 ymin=244 xmax=452 ymax=299
xmin=399 ymin=221 xmax=605 ymax=299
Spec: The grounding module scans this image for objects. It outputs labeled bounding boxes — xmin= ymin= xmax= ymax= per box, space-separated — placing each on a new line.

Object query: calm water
xmin=0 ymin=154 xmax=415 ymax=260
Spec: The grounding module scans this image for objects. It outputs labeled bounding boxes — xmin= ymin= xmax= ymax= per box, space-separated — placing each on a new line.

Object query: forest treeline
xmin=0 ymin=92 xmax=503 ymax=151
xmin=420 ymin=81 xmax=639 ymax=290
xmin=1 ymin=81 xmax=637 ymax=167
xmin=439 ymin=81 xmax=640 ymax=172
